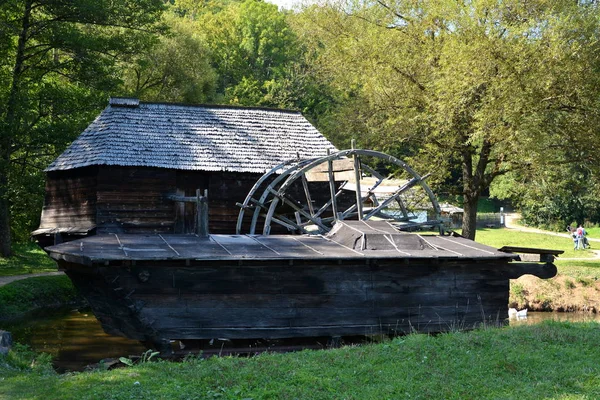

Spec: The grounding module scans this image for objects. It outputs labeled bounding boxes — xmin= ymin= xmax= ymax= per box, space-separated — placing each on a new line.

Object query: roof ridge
xmin=109 ymin=97 xmax=302 ymax=114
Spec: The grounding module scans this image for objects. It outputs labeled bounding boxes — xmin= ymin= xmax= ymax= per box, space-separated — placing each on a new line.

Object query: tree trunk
xmin=0 ymin=0 xmax=33 ymax=257
xmin=461 ymin=194 xmax=479 ymax=240
xmin=0 ymin=160 xmax=10 ymax=257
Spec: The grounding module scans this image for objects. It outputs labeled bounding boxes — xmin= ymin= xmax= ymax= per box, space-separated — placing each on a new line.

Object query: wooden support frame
xmin=168 ymin=190 xmax=209 ymax=237
xmin=236 ymin=149 xmax=443 ymax=236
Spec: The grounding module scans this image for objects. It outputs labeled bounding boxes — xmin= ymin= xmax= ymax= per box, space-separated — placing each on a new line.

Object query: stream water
xmin=3 ymin=308 xmax=600 ymax=372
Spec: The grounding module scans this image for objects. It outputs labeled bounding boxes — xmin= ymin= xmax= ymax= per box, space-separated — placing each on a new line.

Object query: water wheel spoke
xmin=237 ymin=148 xmax=442 ymax=236
xmin=364 ymin=174 xmax=430 ymax=221
xmin=267 ymin=188 xmax=330 ymax=232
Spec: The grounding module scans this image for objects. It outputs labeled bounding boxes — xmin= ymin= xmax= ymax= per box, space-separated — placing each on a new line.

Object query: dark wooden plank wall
xmin=42 ymin=166 xmax=377 ymax=236
xmin=96 ymin=166 xmax=177 ymax=233
xmin=207 ymin=171 xmax=257 ymax=234
xmin=39 ymin=167 xmax=98 ymax=229
xmin=64 ymin=258 xmax=511 ymax=341
xmin=96 ymin=168 xmax=268 ymax=234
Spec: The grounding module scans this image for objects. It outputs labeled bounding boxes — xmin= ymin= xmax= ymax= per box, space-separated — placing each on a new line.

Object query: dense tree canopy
xmin=293 ymin=0 xmax=600 ymax=239
xmin=1 ymin=0 xmax=600 ymax=255
xmin=0 ymin=0 xmax=165 ymax=256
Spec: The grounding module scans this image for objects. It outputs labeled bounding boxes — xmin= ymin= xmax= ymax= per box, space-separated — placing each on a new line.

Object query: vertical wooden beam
xmin=197 ymin=189 xmax=209 ymax=237
xmin=327 ymin=149 xmax=339 ymax=222
xmin=301 ymin=174 xmax=315 ymax=216
xmin=174 ymin=188 xmax=185 ymax=234
xmin=351 ymin=140 xmax=364 ymax=220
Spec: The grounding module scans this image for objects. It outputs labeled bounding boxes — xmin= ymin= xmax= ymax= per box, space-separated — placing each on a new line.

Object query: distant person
xmin=569 ymin=226 xmax=579 ymax=250
xmin=576 ymin=224 xmax=587 ymax=250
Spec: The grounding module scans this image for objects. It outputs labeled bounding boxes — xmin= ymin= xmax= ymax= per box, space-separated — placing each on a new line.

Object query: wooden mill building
xmin=33 ymin=98 xmax=336 ymax=246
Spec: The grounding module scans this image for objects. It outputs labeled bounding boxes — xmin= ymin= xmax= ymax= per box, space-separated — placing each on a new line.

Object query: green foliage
xmin=294 ymin=0 xmax=600 ymax=239
xmin=0 ymin=242 xmax=56 ymax=277
xmin=0 ymin=276 xmax=83 ymax=321
xmin=576 ymin=277 xmax=594 ymax=287
xmin=564 ymin=279 xmax=576 ymax=290
xmin=119 ymin=350 xmax=160 ymax=367
xmin=0 ymin=0 xmax=167 ymax=255
xmin=3 ymin=322 xmax=600 ymax=399
xmin=121 ymin=12 xmax=217 ymax=103
xmin=510 ymin=283 xmax=527 ymax=305
xmin=492 ymin=165 xmax=600 ymax=230
xmin=118 ymin=357 xmax=134 ymax=367
xmin=0 ymin=343 xmax=55 ymax=377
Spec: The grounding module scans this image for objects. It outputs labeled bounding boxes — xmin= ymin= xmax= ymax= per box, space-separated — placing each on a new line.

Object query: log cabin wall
xmin=38 ymin=166 xmax=356 ymax=240
xmin=39 ymin=167 xmax=98 ymax=231
xmin=96 ymin=166 xmax=177 ymax=234
xmin=95 ymin=167 xmax=262 ymax=235
xmin=207 ymin=171 xmax=262 ymax=233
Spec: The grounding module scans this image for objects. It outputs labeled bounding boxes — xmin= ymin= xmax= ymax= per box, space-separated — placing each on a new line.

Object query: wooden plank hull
xmin=46 ymin=228 xmax=557 ymax=348
xmin=60 ymin=258 xmax=517 ymax=343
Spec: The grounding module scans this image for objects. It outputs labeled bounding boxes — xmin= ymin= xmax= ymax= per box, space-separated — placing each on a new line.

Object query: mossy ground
xmin=0 ymin=275 xmax=84 ymax=322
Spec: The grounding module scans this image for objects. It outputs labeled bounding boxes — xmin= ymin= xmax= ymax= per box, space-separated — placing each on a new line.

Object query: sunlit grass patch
xmin=0 ymin=243 xmax=56 ymax=277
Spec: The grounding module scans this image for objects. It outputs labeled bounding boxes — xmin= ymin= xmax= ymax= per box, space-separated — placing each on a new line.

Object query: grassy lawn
xmin=475 ymin=228 xmax=594 ymax=260
xmin=0 ymin=242 xmax=56 ymax=277
xmin=2 ymin=321 xmax=600 ymax=399
xmin=584 ymin=227 xmax=600 ymax=238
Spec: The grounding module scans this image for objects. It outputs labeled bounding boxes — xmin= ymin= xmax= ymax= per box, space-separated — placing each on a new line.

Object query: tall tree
xmin=295 ymin=0 xmax=600 ymax=239
xmin=0 ymin=0 xmax=165 ymax=256
xmin=121 ymin=12 xmax=217 ymax=103
xmin=198 ymin=0 xmax=302 ymax=105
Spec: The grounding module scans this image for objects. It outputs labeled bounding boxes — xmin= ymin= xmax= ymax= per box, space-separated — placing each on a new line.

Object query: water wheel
xmin=236 ymin=148 xmax=443 ymax=235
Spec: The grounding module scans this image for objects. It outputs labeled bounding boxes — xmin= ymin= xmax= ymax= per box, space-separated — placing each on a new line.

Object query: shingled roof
xmin=46 ymin=98 xmax=337 ymax=173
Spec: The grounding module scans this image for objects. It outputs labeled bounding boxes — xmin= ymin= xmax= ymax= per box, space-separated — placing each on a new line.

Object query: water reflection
xmin=3 ymin=309 xmax=600 ymax=372
xmin=509 ymin=311 xmax=600 ymax=325
xmin=2 ymin=309 xmax=145 ymax=372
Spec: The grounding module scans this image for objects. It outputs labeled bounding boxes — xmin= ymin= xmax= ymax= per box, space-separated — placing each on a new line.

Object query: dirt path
xmin=0 ymin=271 xmax=65 ymax=288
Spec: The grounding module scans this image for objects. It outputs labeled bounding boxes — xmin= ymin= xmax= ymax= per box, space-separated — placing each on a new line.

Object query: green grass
xmin=474 ymin=228 xmax=593 ymax=259
xmin=0 ymin=242 xmax=56 ymax=277
xmin=0 ymin=275 xmax=83 ymax=322
xmin=2 ymin=321 xmax=600 ymax=399
xmin=584 ymin=227 xmax=600 ymax=238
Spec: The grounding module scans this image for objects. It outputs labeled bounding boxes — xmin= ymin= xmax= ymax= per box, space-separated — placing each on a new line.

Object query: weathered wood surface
xmin=63 ymin=257 xmax=513 ymax=341
xmin=36 ymin=165 xmax=343 ymax=241
xmin=45 ymin=221 xmax=556 ymax=344
xmin=46 ymin=232 xmax=520 ymax=263
xmin=38 ymin=167 xmax=98 ymax=229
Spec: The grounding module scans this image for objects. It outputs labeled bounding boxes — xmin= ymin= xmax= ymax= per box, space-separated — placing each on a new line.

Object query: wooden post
xmin=174 ymin=188 xmax=185 ymax=233
xmin=327 ymin=149 xmax=339 ymax=223
xmin=351 ymin=140 xmax=364 ymax=220
xmin=197 ymin=189 xmax=209 ymax=237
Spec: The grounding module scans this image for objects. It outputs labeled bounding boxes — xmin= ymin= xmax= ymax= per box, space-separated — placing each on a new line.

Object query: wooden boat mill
xmin=36 ymin=98 xmax=560 ymax=352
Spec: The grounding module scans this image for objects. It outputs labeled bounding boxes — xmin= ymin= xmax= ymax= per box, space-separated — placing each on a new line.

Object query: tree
xmin=294 ymin=0 xmax=600 ymax=239
xmin=198 ymin=0 xmax=302 ymax=105
xmin=0 ymin=0 xmax=165 ymax=257
xmin=121 ymin=12 xmax=218 ymax=103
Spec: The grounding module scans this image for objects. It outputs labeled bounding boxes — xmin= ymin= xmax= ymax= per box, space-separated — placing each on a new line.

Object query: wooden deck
xmin=46 ymin=231 xmax=517 ymax=264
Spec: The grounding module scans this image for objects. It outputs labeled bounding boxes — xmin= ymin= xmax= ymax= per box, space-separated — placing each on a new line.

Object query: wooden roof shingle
xmin=46 ymin=98 xmax=337 ymax=173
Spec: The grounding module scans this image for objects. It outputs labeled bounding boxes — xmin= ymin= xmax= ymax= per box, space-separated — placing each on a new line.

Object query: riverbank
xmin=476 ymin=217 xmax=600 ymax=313
xmin=0 ymin=275 xmax=85 ymax=322
xmin=2 ymin=321 xmax=600 ymax=399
